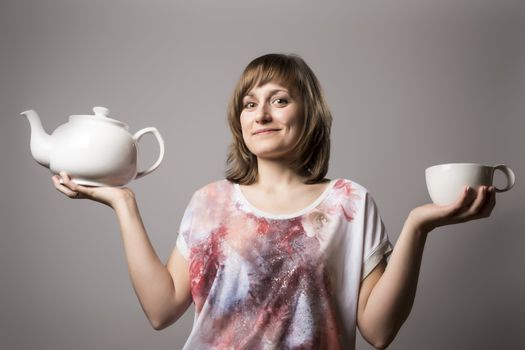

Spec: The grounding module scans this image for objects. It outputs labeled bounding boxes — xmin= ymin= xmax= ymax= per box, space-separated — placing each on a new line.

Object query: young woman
xmin=52 ymin=53 xmax=496 ymax=349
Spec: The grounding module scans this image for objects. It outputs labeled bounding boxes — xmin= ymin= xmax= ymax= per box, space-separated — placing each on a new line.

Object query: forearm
xmin=361 ymin=214 xmax=428 ymax=346
xmin=112 ymin=194 xmax=177 ymax=326
xmin=359 ymin=185 xmax=495 ymax=348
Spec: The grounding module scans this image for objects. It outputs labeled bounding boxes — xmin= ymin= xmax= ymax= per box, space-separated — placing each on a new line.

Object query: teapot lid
xmin=69 ymin=106 xmax=129 ymax=130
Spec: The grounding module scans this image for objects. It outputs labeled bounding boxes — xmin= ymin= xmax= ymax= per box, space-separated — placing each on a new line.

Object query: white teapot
xmin=20 ymin=106 xmax=165 ymax=187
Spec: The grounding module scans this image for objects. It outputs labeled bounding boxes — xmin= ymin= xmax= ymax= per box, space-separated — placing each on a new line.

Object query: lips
xmin=253 ymin=128 xmax=280 ymax=135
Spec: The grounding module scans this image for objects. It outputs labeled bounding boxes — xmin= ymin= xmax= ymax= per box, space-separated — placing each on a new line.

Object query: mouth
xmin=253 ymin=128 xmax=281 ymax=135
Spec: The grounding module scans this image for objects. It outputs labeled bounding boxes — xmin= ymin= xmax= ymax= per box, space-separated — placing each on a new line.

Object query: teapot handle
xmin=133 ymin=127 xmax=165 ymax=180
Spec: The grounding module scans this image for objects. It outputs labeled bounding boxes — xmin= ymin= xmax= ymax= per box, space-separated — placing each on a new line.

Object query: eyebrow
xmin=243 ymin=89 xmax=290 ymax=99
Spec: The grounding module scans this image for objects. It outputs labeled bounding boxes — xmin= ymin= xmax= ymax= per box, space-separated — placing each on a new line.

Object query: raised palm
xmin=52 ymin=172 xmax=135 ymax=208
xmin=409 ymin=185 xmax=496 ymax=234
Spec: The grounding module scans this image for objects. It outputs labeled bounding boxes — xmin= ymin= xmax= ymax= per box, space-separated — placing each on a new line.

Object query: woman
xmin=53 ymin=53 xmax=496 ymax=349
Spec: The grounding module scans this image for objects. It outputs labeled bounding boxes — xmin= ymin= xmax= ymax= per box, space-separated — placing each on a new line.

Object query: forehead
xmin=244 ymin=81 xmax=294 ymax=98
xmin=246 ymin=82 xmax=289 ymax=94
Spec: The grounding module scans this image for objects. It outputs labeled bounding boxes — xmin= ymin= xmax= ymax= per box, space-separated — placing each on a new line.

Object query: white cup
xmin=425 ymin=163 xmax=515 ymax=205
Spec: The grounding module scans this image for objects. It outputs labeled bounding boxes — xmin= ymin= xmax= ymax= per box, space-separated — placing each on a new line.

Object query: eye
xmin=243 ymin=101 xmax=256 ymax=109
xmin=273 ymin=98 xmax=289 ymax=106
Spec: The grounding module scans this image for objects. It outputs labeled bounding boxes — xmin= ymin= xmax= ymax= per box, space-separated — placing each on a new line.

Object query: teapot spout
xmin=20 ymin=110 xmax=51 ymax=168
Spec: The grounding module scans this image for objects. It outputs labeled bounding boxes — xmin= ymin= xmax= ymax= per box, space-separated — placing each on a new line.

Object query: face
xmin=240 ymin=81 xmax=303 ymax=161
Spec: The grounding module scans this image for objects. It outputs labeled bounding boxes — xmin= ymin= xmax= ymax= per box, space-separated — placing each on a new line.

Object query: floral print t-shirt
xmin=176 ymin=178 xmax=392 ymax=350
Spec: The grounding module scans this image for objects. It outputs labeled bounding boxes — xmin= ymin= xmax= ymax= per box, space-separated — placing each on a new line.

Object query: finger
xmin=57 ymin=172 xmax=91 ymax=199
xmin=52 ymin=175 xmax=80 ymax=198
xmin=59 ymin=171 xmax=74 ymax=188
xmin=449 ymin=186 xmax=474 ymax=215
xmin=59 ymin=172 xmax=84 ymax=192
xmin=465 ymin=186 xmax=489 ymax=218
xmin=479 ymin=186 xmax=497 ymax=218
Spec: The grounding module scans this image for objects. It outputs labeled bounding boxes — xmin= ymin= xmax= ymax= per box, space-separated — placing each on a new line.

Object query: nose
xmin=255 ymin=103 xmax=272 ymax=124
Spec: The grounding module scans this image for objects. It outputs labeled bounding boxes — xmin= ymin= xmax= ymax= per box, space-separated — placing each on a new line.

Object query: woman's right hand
xmin=52 ymin=171 xmax=135 ymax=209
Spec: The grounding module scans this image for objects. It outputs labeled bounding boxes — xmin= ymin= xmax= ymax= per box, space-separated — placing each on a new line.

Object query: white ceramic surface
xmin=425 ymin=163 xmax=515 ymax=205
xmin=21 ymin=106 xmax=165 ymax=187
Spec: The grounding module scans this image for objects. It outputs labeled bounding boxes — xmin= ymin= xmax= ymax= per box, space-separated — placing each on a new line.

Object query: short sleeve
xmin=361 ymin=192 xmax=393 ymax=280
xmin=176 ymin=231 xmax=190 ymax=260
xmin=176 ymin=193 xmax=195 ymax=261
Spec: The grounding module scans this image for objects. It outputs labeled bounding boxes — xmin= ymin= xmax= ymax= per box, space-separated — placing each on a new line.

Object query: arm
xmin=357 ymin=185 xmax=496 ymax=349
xmin=113 ymin=195 xmax=193 ymax=330
xmin=52 ymin=172 xmax=192 ymax=330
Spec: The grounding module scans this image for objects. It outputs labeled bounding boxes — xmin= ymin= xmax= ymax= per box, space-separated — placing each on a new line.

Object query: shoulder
xmin=332 ymin=178 xmax=370 ymax=197
xmin=188 ymin=179 xmax=235 ymax=204
xmin=330 ymin=178 xmax=382 ymax=214
xmin=193 ymin=179 xmax=232 ymax=195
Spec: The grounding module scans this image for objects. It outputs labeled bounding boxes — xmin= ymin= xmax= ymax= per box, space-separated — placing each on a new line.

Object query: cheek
xmin=239 ymin=115 xmax=249 ymax=135
xmin=239 ymin=110 xmax=252 ymax=125
xmin=239 ymin=114 xmax=251 ymax=143
xmin=277 ymin=109 xmax=302 ymax=131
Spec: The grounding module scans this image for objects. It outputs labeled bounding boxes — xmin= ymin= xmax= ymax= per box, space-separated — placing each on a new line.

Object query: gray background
xmin=1 ymin=0 xmax=524 ymax=349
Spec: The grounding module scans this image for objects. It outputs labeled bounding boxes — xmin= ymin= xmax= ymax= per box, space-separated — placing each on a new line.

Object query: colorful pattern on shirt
xmin=177 ymin=178 xmax=391 ymax=350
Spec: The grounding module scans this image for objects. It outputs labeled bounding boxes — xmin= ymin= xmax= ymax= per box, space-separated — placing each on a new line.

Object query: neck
xmin=253 ymin=158 xmax=305 ymax=192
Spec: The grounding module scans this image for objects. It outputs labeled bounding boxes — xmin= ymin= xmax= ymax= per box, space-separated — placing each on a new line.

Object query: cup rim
xmin=425 ymin=163 xmax=493 ymax=172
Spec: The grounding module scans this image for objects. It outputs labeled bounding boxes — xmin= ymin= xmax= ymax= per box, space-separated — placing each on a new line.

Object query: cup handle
xmin=133 ymin=127 xmax=165 ymax=180
xmin=493 ymin=164 xmax=515 ymax=193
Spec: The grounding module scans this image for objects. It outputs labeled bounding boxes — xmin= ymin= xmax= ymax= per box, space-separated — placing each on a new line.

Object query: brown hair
xmin=225 ymin=53 xmax=332 ymax=185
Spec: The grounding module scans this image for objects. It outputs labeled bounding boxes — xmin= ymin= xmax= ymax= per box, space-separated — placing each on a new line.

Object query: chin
xmin=253 ymin=151 xmax=291 ymax=160
xmin=247 ymin=143 xmax=294 ymax=160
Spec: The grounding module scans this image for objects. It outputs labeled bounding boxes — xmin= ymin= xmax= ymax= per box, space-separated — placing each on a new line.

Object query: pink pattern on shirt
xmin=186 ymin=179 xmax=359 ymax=349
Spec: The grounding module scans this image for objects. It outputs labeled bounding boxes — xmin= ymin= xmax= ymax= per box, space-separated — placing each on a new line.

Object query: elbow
xmin=146 ymin=301 xmax=189 ymax=331
xmin=148 ymin=309 xmax=183 ymax=331
xmin=372 ymin=340 xmax=391 ymax=350
xmin=148 ymin=312 xmax=177 ymax=331
xmin=362 ymin=328 xmax=395 ymax=350
xmin=369 ymin=333 xmax=396 ymax=350
xmin=150 ymin=317 xmax=171 ymax=331
xmin=362 ymin=316 xmax=404 ymax=349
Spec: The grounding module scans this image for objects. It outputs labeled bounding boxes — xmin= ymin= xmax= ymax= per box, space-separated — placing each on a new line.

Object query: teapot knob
xmin=93 ymin=106 xmax=110 ymax=117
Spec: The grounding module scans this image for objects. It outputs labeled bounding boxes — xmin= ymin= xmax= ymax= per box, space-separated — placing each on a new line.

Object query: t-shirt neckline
xmin=233 ymin=178 xmax=338 ymax=220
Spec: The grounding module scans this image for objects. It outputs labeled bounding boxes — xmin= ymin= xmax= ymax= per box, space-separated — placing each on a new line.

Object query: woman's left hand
xmin=408 ymin=185 xmax=496 ymax=234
